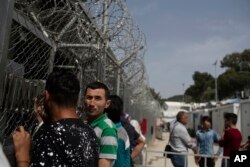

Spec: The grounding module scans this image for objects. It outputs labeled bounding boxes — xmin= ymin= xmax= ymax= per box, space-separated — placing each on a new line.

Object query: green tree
xmin=218 ymin=70 xmax=250 ymax=99
xmin=184 ymin=48 xmax=250 ymax=101
xmin=218 ymin=49 xmax=250 ymax=99
xmin=185 ymin=72 xmax=214 ymax=102
xmin=221 ymin=49 xmax=250 ymax=72
xmin=201 ymin=86 xmax=214 ymax=102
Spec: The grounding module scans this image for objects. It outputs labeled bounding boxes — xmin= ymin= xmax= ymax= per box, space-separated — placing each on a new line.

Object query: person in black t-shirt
xmin=120 ymin=114 xmax=146 ymax=167
xmin=12 ymin=71 xmax=99 ymax=167
xmin=31 ymin=118 xmax=98 ymax=167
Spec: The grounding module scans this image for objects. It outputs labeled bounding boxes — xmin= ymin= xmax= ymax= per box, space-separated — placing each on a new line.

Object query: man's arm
xmin=12 ymin=126 xmax=31 ymax=167
xmin=179 ymin=127 xmax=199 ymax=164
xmin=215 ymin=147 xmax=223 ymax=157
xmin=179 ymin=127 xmax=196 ymax=150
xmin=98 ymin=127 xmax=117 ymax=167
xmin=99 ymin=158 xmax=112 ymax=167
xmin=214 ymin=131 xmax=222 ymax=156
xmin=131 ymin=135 xmax=146 ymax=159
xmin=196 ymin=131 xmax=200 ymax=151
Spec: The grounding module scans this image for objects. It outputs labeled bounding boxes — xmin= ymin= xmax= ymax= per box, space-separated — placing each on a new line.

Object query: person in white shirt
xmin=169 ymin=111 xmax=198 ymax=167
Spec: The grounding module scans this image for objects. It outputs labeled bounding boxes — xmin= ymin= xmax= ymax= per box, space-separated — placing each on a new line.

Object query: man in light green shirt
xmin=84 ymin=81 xmax=118 ymax=167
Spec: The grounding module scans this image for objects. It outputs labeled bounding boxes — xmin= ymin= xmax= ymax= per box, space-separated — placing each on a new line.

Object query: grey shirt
xmin=169 ymin=121 xmax=196 ymax=153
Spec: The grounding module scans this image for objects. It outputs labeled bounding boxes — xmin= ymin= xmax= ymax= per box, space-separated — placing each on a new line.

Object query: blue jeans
xmin=170 ymin=154 xmax=187 ymax=167
xmin=199 ymin=157 xmax=215 ymax=167
xmin=221 ymin=159 xmax=230 ymax=167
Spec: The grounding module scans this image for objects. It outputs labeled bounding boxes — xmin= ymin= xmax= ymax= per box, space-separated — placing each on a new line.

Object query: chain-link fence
xmin=0 ymin=0 xmax=162 ymax=145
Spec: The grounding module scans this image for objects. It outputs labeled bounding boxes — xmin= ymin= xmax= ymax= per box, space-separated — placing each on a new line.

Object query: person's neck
xmin=179 ymin=121 xmax=186 ymax=126
xmin=230 ymin=124 xmax=237 ymax=129
xmin=202 ymin=127 xmax=209 ymax=131
xmin=51 ymin=106 xmax=78 ymax=122
xmin=87 ymin=114 xmax=104 ymax=123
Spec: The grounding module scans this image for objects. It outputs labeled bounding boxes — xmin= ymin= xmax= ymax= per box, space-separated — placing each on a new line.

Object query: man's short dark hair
xmin=224 ymin=113 xmax=238 ymax=125
xmin=45 ymin=71 xmax=80 ymax=107
xmin=201 ymin=116 xmax=212 ymax=123
xmin=105 ymin=95 xmax=123 ymax=123
xmin=84 ymin=81 xmax=110 ymax=99
xmin=176 ymin=111 xmax=187 ymax=122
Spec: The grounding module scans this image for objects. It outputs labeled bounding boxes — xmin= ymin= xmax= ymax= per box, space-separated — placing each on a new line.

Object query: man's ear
xmin=105 ymin=99 xmax=111 ymax=109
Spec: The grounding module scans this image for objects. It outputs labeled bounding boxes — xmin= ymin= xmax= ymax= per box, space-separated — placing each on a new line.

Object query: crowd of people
xmin=0 ymin=71 xmax=249 ymax=167
xmin=167 ymin=110 xmax=249 ymax=167
xmin=0 ymin=71 xmax=146 ymax=167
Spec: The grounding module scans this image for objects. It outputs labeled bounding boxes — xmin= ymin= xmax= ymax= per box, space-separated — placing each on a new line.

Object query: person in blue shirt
xmin=196 ymin=116 xmax=221 ymax=167
xmin=105 ymin=95 xmax=130 ymax=167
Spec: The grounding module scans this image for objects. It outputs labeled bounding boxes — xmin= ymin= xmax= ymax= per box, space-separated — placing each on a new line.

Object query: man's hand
xmin=194 ymin=156 xmax=200 ymax=165
xmin=214 ymin=154 xmax=219 ymax=161
xmin=12 ymin=126 xmax=31 ymax=167
xmin=131 ymin=135 xmax=146 ymax=159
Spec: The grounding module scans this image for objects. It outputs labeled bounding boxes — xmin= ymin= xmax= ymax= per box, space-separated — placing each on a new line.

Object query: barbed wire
xmin=0 ymin=0 xmax=161 ymax=142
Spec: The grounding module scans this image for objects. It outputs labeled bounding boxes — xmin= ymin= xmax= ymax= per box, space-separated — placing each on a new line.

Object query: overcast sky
xmin=126 ymin=0 xmax=250 ymax=98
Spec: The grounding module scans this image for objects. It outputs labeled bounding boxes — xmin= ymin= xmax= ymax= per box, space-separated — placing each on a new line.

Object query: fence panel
xmin=0 ymin=0 xmax=161 ymax=147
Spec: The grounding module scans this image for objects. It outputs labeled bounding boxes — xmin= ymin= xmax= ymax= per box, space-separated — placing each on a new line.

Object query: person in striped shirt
xmin=105 ymin=95 xmax=131 ymax=167
xmin=84 ymin=82 xmax=118 ymax=167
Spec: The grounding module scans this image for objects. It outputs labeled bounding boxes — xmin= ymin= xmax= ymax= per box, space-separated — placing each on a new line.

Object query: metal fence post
xmin=0 ymin=0 xmax=15 ymax=95
xmin=164 ymin=154 xmax=167 ymax=167
xmin=145 ymin=148 xmax=148 ymax=165
xmin=0 ymin=0 xmax=14 ymax=63
xmin=0 ymin=0 xmax=15 ymax=140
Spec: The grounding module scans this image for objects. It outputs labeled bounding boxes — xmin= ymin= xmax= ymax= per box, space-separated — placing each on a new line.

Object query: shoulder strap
xmin=167 ymin=121 xmax=177 ymax=144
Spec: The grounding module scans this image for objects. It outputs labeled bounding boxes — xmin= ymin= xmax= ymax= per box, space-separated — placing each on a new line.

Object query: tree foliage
xmin=219 ymin=49 xmax=250 ymax=99
xmin=150 ymin=49 xmax=250 ymax=104
xmin=185 ymin=72 xmax=214 ymax=102
xmin=185 ymin=49 xmax=250 ymax=102
xmin=221 ymin=49 xmax=250 ymax=72
xmin=218 ymin=70 xmax=250 ymax=99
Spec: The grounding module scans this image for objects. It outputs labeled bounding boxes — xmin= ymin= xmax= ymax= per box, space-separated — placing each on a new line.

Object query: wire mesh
xmin=0 ymin=0 xmax=162 ymax=145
